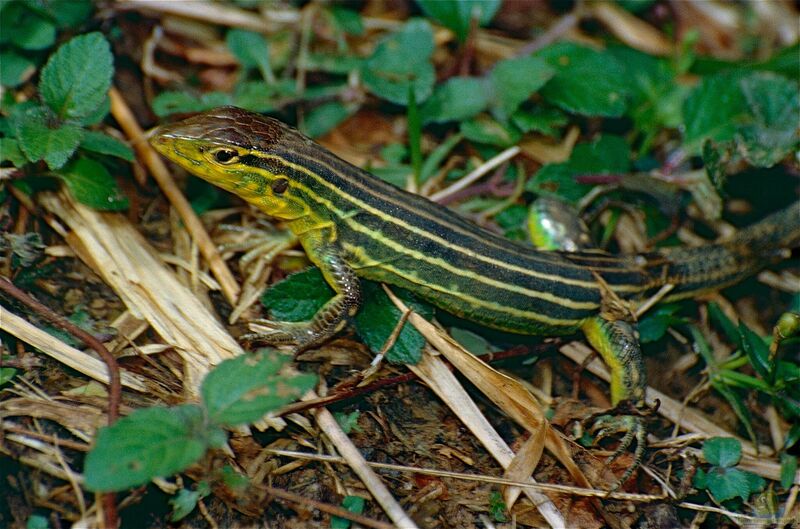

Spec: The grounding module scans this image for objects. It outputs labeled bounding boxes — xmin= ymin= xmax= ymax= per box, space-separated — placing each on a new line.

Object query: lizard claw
xmin=587 ymin=411 xmax=647 ymax=491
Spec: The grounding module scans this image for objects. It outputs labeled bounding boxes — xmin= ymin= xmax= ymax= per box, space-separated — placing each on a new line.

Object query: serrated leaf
xmin=489 ymin=55 xmax=554 ymax=121
xmin=421 ymin=77 xmax=489 ymax=124
xmin=361 ymin=19 xmax=435 ymax=105
xmin=0 ymin=138 xmax=27 ymax=167
xmin=354 ymin=281 xmax=433 ymax=364
xmin=703 ymin=467 xmax=765 ymax=502
xmin=83 ymin=404 xmax=210 ymax=492
xmin=735 ymin=72 xmax=799 ymax=167
xmin=151 ymin=91 xmax=233 ymax=117
xmin=201 ymin=349 xmax=316 ymax=426
xmin=56 ymin=157 xmax=129 ymax=210
xmin=0 ymin=50 xmax=36 ymax=87
xmin=608 ymin=46 xmax=686 ymax=153
xmin=261 ymin=268 xmax=332 ymax=322
xmin=15 ymin=106 xmax=83 ymax=169
xmin=682 ymin=73 xmax=748 ymax=154
xmin=703 ymin=437 xmax=742 ymax=468
xmin=80 ymin=130 xmax=134 ymax=161
xmin=416 ymin=0 xmax=500 ymax=41
xmin=226 ymin=29 xmax=273 ymax=82
xmin=536 ymin=43 xmax=629 ymax=117
xmin=527 ymin=135 xmax=630 ymax=203
xmin=40 ymin=32 xmax=113 ymax=119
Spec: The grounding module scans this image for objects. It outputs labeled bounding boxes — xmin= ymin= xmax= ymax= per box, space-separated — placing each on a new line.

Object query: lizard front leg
xmin=248 ymin=236 xmax=361 ymax=351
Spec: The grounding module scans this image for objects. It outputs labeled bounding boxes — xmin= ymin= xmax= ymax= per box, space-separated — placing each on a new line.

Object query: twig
xmin=307 ymin=389 xmax=419 ymax=528
xmin=274 ymin=343 xmax=552 ymax=417
xmin=108 ymin=87 xmax=241 ymax=306
xmin=0 ymin=276 xmax=120 ymax=528
xmin=261 ymin=485 xmax=396 ymax=529
xmin=429 ymin=146 xmax=520 ymax=203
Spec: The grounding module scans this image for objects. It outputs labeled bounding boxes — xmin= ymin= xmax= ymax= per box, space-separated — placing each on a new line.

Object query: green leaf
xmin=786 ymin=424 xmax=800 ymax=451
xmin=25 ymin=514 xmax=49 ymax=529
xmin=56 ymin=157 xmax=129 ymax=210
xmin=331 ymin=496 xmax=366 ymax=529
xmin=616 ymin=0 xmax=656 ymax=13
xmin=0 ymin=367 xmax=17 ymax=386
xmin=14 ymin=106 xmax=84 ymax=169
xmin=489 ymin=490 xmax=508 ymax=522
xmin=460 ymin=114 xmax=521 ymax=147
xmin=84 ymin=404 xmax=211 ymax=492
xmin=0 ymin=138 xmax=27 ymax=167
xmin=261 ymin=268 xmax=333 ymax=322
xmin=169 ymin=486 xmax=207 ymax=522
xmin=330 ymin=6 xmax=364 ymax=36
xmin=702 ymin=467 xmax=766 ymax=502
xmin=682 ymin=73 xmax=748 ymax=153
xmin=201 ymin=348 xmax=316 ymax=427
xmin=608 ymin=46 xmax=686 ymax=153
xmin=39 ymin=32 xmax=113 ymax=119
xmin=333 ymin=411 xmax=361 ymax=434
xmin=226 ymin=29 xmax=273 ymax=83
xmin=707 ymin=302 xmax=740 ymax=344
xmin=781 ymin=453 xmax=797 ymax=490
xmin=416 ymin=0 xmax=500 ymax=41
xmin=46 ymin=0 xmax=94 ymax=29
xmin=151 ymin=91 xmax=233 ymax=117
xmin=735 ymin=72 xmax=799 ymax=167
xmin=2 ymin=4 xmax=56 ymax=50
xmin=361 ymin=19 xmax=435 ymax=105
xmin=421 ymin=77 xmax=488 ymax=124
xmin=0 ymin=50 xmax=36 ymax=87
xmin=703 ymin=437 xmax=742 ymax=468
xmin=354 ymin=281 xmax=433 ymax=364
xmin=527 ymin=135 xmax=630 ymax=203
xmin=489 ymin=55 xmax=554 ymax=121
xmin=511 ymin=106 xmax=567 ymax=136
xmin=738 ymin=323 xmax=772 ymax=381
xmin=637 ymin=304 xmax=684 ymax=343
xmin=536 ymin=43 xmax=629 ymax=117
xmin=450 ymin=327 xmax=495 ymax=355
xmin=303 ymin=102 xmax=354 ymax=138
xmin=420 ymin=132 xmax=462 ymax=182
xmin=80 ymin=130 xmax=135 ymax=161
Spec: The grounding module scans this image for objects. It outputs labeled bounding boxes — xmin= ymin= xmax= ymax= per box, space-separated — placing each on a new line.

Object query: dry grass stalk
xmin=37 ymin=190 xmax=242 ymax=395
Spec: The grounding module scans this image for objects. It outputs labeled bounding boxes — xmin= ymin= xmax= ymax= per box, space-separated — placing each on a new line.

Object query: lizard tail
xmin=660 ymin=201 xmax=800 ymax=300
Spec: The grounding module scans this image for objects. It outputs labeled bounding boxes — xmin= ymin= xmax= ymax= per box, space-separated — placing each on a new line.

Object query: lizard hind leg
xmin=581 ymin=316 xmax=649 ymax=491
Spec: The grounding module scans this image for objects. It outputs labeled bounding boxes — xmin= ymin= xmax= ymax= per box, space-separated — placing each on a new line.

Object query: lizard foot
xmin=242 ymin=319 xmax=319 ymax=350
xmin=586 ymin=407 xmax=648 ymax=492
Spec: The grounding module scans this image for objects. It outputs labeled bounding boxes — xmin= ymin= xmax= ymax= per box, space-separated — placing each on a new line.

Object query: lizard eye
xmin=213 ymin=149 xmax=239 ymax=164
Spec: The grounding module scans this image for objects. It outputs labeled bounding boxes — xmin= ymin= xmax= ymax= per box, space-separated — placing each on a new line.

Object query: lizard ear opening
xmin=271 ymin=178 xmax=289 ymax=195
